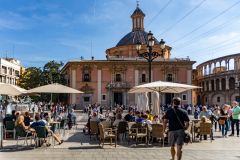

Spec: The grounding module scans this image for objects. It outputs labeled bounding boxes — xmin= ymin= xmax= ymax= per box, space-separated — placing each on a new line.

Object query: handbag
xmin=173 ymin=109 xmax=191 ymax=144
xmin=218 ymin=119 xmax=225 ymax=125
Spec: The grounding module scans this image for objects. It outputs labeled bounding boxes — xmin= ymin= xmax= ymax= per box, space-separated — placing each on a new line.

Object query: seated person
xmin=195 ymin=116 xmax=212 ymax=140
xmin=24 ymin=112 xmax=31 ymax=126
xmin=15 ymin=115 xmax=34 ymax=132
xmin=90 ymin=112 xmax=100 ymax=123
xmin=30 ymin=113 xmax=63 ymax=145
xmin=3 ymin=110 xmax=16 ymax=127
xmin=135 ymin=111 xmax=144 ymax=123
xmin=113 ymin=113 xmax=123 ymax=127
xmin=146 ymin=110 xmax=154 ymax=121
xmin=142 ymin=114 xmax=152 ymax=125
xmin=152 ymin=115 xmax=161 ymax=124
xmin=41 ymin=112 xmax=50 ymax=126
xmin=124 ymin=111 xmax=134 ymax=122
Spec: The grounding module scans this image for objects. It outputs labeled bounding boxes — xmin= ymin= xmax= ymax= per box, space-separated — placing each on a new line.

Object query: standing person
xmin=219 ymin=104 xmax=230 ymax=137
xmin=187 ymin=105 xmax=192 ymax=115
xmin=229 ymin=101 xmax=240 ymax=137
xmin=67 ymin=109 xmax=76 ymax=129
xmin=163 ymin=97 xmax=190 ymax=160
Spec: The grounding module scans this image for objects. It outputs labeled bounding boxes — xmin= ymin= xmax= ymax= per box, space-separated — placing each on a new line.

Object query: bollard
xmin=0 ymin=121 xmax=3 ymax=148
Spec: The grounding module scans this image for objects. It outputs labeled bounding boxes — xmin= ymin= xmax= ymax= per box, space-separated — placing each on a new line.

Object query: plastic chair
xmin=15 ymin=126 xmax=33 ymax=147
xmin=4 ymin=121 xmax=16 ymax=139
xmin=59 ymin=119 xmax=68 ymax=136
xmin=34 ymin=126 xmax=53 ymax=147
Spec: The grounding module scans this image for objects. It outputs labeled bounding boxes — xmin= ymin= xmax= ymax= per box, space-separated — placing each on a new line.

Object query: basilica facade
xmin=61 ymin=5 xmax=195 ymax=108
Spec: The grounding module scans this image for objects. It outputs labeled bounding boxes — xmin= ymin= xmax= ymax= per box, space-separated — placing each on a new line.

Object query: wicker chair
xmin=128 ymin=123 xmax=148 ymax=145
xmin=199 ymin=122 xmax=213 ymax=142
xmin=89 ymin=121 xmax=99 ymax=140
xmin=151 ymin=124 xmax=165 ymax=146
xmin=101 ymin=120 xmax=112 ymax=128
xmin=98 ymin=123 xmax=117 ymax=148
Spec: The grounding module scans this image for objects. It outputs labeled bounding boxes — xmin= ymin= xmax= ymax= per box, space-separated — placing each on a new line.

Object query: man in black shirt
xmin=163 ymin=97 xmax=190 ymax=160
xmin=124 ymin=110 xmax=134 ymax=122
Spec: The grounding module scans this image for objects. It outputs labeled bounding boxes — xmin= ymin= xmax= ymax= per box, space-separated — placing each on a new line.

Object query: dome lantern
xmin=131 ymin=2 xmax=145 ymax=31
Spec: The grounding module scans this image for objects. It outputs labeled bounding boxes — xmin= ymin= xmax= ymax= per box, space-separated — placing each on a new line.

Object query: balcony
xmin=106 ymin=81 xmax=131 ymax=89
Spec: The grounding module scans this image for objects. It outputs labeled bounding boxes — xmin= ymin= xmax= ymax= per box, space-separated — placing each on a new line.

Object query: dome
xmin=116 ymin=30 xmax=159 ymax=47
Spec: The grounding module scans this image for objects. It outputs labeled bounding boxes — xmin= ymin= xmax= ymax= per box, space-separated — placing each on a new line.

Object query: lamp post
xmin=136 ymin=31 xmax=166 ymax=111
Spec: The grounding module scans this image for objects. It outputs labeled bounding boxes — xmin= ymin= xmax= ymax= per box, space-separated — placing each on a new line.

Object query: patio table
xmin=49 ymin=121 xmax=61 ymax=133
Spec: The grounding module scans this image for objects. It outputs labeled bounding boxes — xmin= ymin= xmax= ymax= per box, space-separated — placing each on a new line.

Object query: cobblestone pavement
xmin=1 ymin=113 xmax=240 ymax=160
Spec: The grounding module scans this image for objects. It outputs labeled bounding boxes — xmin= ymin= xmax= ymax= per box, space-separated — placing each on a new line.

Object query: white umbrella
xmin=26 ymin=83 xmax=83 ymax=94
xmin=152 ymin=92 xmax=160 ymax=115
xmin=142 ymin=93 xmax=149 ymax=112
xmin=0 ymin=83 xmax=26 ymax=96
xmin=137 ymin=94 xmax=142 ymax=111
xmin=129 ymin=81 xmax=200 ymax=93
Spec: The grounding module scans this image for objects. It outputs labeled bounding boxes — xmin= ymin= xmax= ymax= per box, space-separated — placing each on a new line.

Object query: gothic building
xmin=61 ymin=5 xmax=195 ymax=108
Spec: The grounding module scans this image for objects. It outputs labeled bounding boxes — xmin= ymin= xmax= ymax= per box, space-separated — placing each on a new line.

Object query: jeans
xmin=231 ymin=119 xmax=240 ymax=136
xmin=215 ymin=121 xmax=221 ymax=131
xmin=221 ymin=120 xmax=228 ymax=136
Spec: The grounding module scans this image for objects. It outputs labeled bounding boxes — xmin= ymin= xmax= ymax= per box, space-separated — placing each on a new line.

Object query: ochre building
xmin=192 ymin=53 xmax=240 ymax=106
xmin=61 ymin=6 xmax=195 ymax=108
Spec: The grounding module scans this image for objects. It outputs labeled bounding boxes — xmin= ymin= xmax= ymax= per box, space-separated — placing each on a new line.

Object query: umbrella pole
xmin=158 ymin=91 xmax=162 ymax=117
xmin=51 ymin=93 xmax=53 ymax=106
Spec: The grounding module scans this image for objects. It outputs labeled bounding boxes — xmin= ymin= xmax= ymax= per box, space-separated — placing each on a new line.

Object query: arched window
xmin=142 ymin=74 xmax=146 ymax=83
xmin=221 ymin=78 xmax=226 ymax=91
xmin=167 ymin=74 xmax=173 ymax=82
xmin=229 ymin=77 xmax=235 ymax=89
xmin=206 ymin=81 xmax=209 ymax=91
xmin=211 ymin=80 xmax=214 ymax=91
xmin=216 ymin=79 xmax=220 ymax=91
xmin=83 ymin=69 xmax=90 ymax=82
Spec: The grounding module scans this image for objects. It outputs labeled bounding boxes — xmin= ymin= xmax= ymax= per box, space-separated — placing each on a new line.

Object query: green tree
xmin=41 ymin=60 xmax=67 ymax=103
xmin=18 ymin=67 xmax=43 ymax=89
xmin=18 ymin=61 xmax=67 ymax=103
xmin=42 ymin=60 xmax=66 ymax=85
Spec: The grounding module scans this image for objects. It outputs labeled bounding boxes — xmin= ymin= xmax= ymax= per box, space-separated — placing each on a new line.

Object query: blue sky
xmin=0 ymin=0 xmax=240 ymax=68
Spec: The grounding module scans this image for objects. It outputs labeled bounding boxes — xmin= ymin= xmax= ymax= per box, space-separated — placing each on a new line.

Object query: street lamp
xmin=136 ymin=31 xmax=166 ymax=111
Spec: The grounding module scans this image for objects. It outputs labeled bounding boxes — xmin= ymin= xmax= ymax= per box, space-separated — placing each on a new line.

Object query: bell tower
xmin=131 ymin=2 xmax=145 ymax=31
